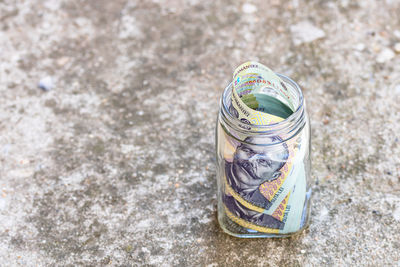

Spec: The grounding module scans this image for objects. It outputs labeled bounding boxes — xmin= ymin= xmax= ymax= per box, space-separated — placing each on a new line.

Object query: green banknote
xmin=222 ymin=61 xmax=307 ymax=234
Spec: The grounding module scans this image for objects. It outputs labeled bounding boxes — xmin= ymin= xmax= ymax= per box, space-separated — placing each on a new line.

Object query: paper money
xmin=223 ymin=139 xmax=299 ymax=215
xmin=280 ymin=164 xmax=306 ymax=233
xmin=230 ymin=61 xmax=296 ymax=126
xmin=246 ymin=93 xmax=293 ymax=119
xmin=222 ymin=192 xmax=290 ymax=234
xmin=219 ymin=61 xmax=308 ymax=234
xmin=222 ymin=163 xmax=307 ymax=234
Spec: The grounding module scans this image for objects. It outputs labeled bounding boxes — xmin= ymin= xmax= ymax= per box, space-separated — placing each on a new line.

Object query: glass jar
xmin=215 ymin=74 xmax=312 ymax=238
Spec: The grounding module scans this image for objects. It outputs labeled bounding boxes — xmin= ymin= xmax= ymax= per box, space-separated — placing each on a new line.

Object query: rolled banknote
xmin=230 ymin=61 xmax=296 ymax=126
xmin=244 ymin=93 xmax=293 ymax=119
xmin=222 ymin=134 xmax=300 ymax=215
xmin=219 ymin=61 xmax=308 ymax=234
xmin=222 ymin=191 xmax=290 ymax=234
xmin=222 ymin=163 xmax=307 ymax=234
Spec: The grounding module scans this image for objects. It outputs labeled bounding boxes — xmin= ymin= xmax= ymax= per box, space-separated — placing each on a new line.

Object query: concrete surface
xmin=1 ymin=0 xmax=400 ymax=266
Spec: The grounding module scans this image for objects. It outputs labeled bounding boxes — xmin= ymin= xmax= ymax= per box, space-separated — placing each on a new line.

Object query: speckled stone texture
xmin=1 ymin=0 xmax=400 ymax=266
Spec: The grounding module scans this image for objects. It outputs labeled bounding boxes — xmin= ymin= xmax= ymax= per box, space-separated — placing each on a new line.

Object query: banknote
xmin=233 ymin=62 xmax=297 ymax=109
xmin=247 ymin=93 xmax=294 ymax=119
xmin=230 ymin=61 xmax=296 ymax=126
xmin=222 ymin=163 xmax=307 ymax=234
xmin=230 ymin=85 xmax=284 ymax=126
xmin=219 ymin=61 xmax=307 ymax=233
xmin=282 ymin=163 xmax=306 ymax=233
xmin=222 ymin=191 xmax=290 ymax=234
xmin=222 ymin=138 xmax=300 ymax=215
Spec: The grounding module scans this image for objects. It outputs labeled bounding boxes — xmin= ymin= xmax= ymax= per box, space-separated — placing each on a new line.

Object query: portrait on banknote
xmin=224 ymin=136 xmax=289 ymax=208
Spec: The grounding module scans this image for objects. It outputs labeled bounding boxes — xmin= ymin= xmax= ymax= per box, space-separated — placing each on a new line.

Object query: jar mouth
xmin=220 ymin=74 xmax=306 ymax=139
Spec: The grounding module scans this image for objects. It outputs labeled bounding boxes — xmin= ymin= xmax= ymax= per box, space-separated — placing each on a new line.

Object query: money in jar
xmin=215 ymin=61 xmax=312 ymax=237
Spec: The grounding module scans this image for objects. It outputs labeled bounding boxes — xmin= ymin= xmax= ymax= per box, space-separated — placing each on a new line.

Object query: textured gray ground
xmin=1 ymin=0 xmax=400 ymax=266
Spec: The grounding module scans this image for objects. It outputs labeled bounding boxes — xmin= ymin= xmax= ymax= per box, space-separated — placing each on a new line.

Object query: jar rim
xmin=220 ymin=74 xmax=306 ymax=138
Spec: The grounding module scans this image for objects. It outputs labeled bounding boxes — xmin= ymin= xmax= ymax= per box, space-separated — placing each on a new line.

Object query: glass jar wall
xmin=215 ymin=74 xmax=312 ymax=238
